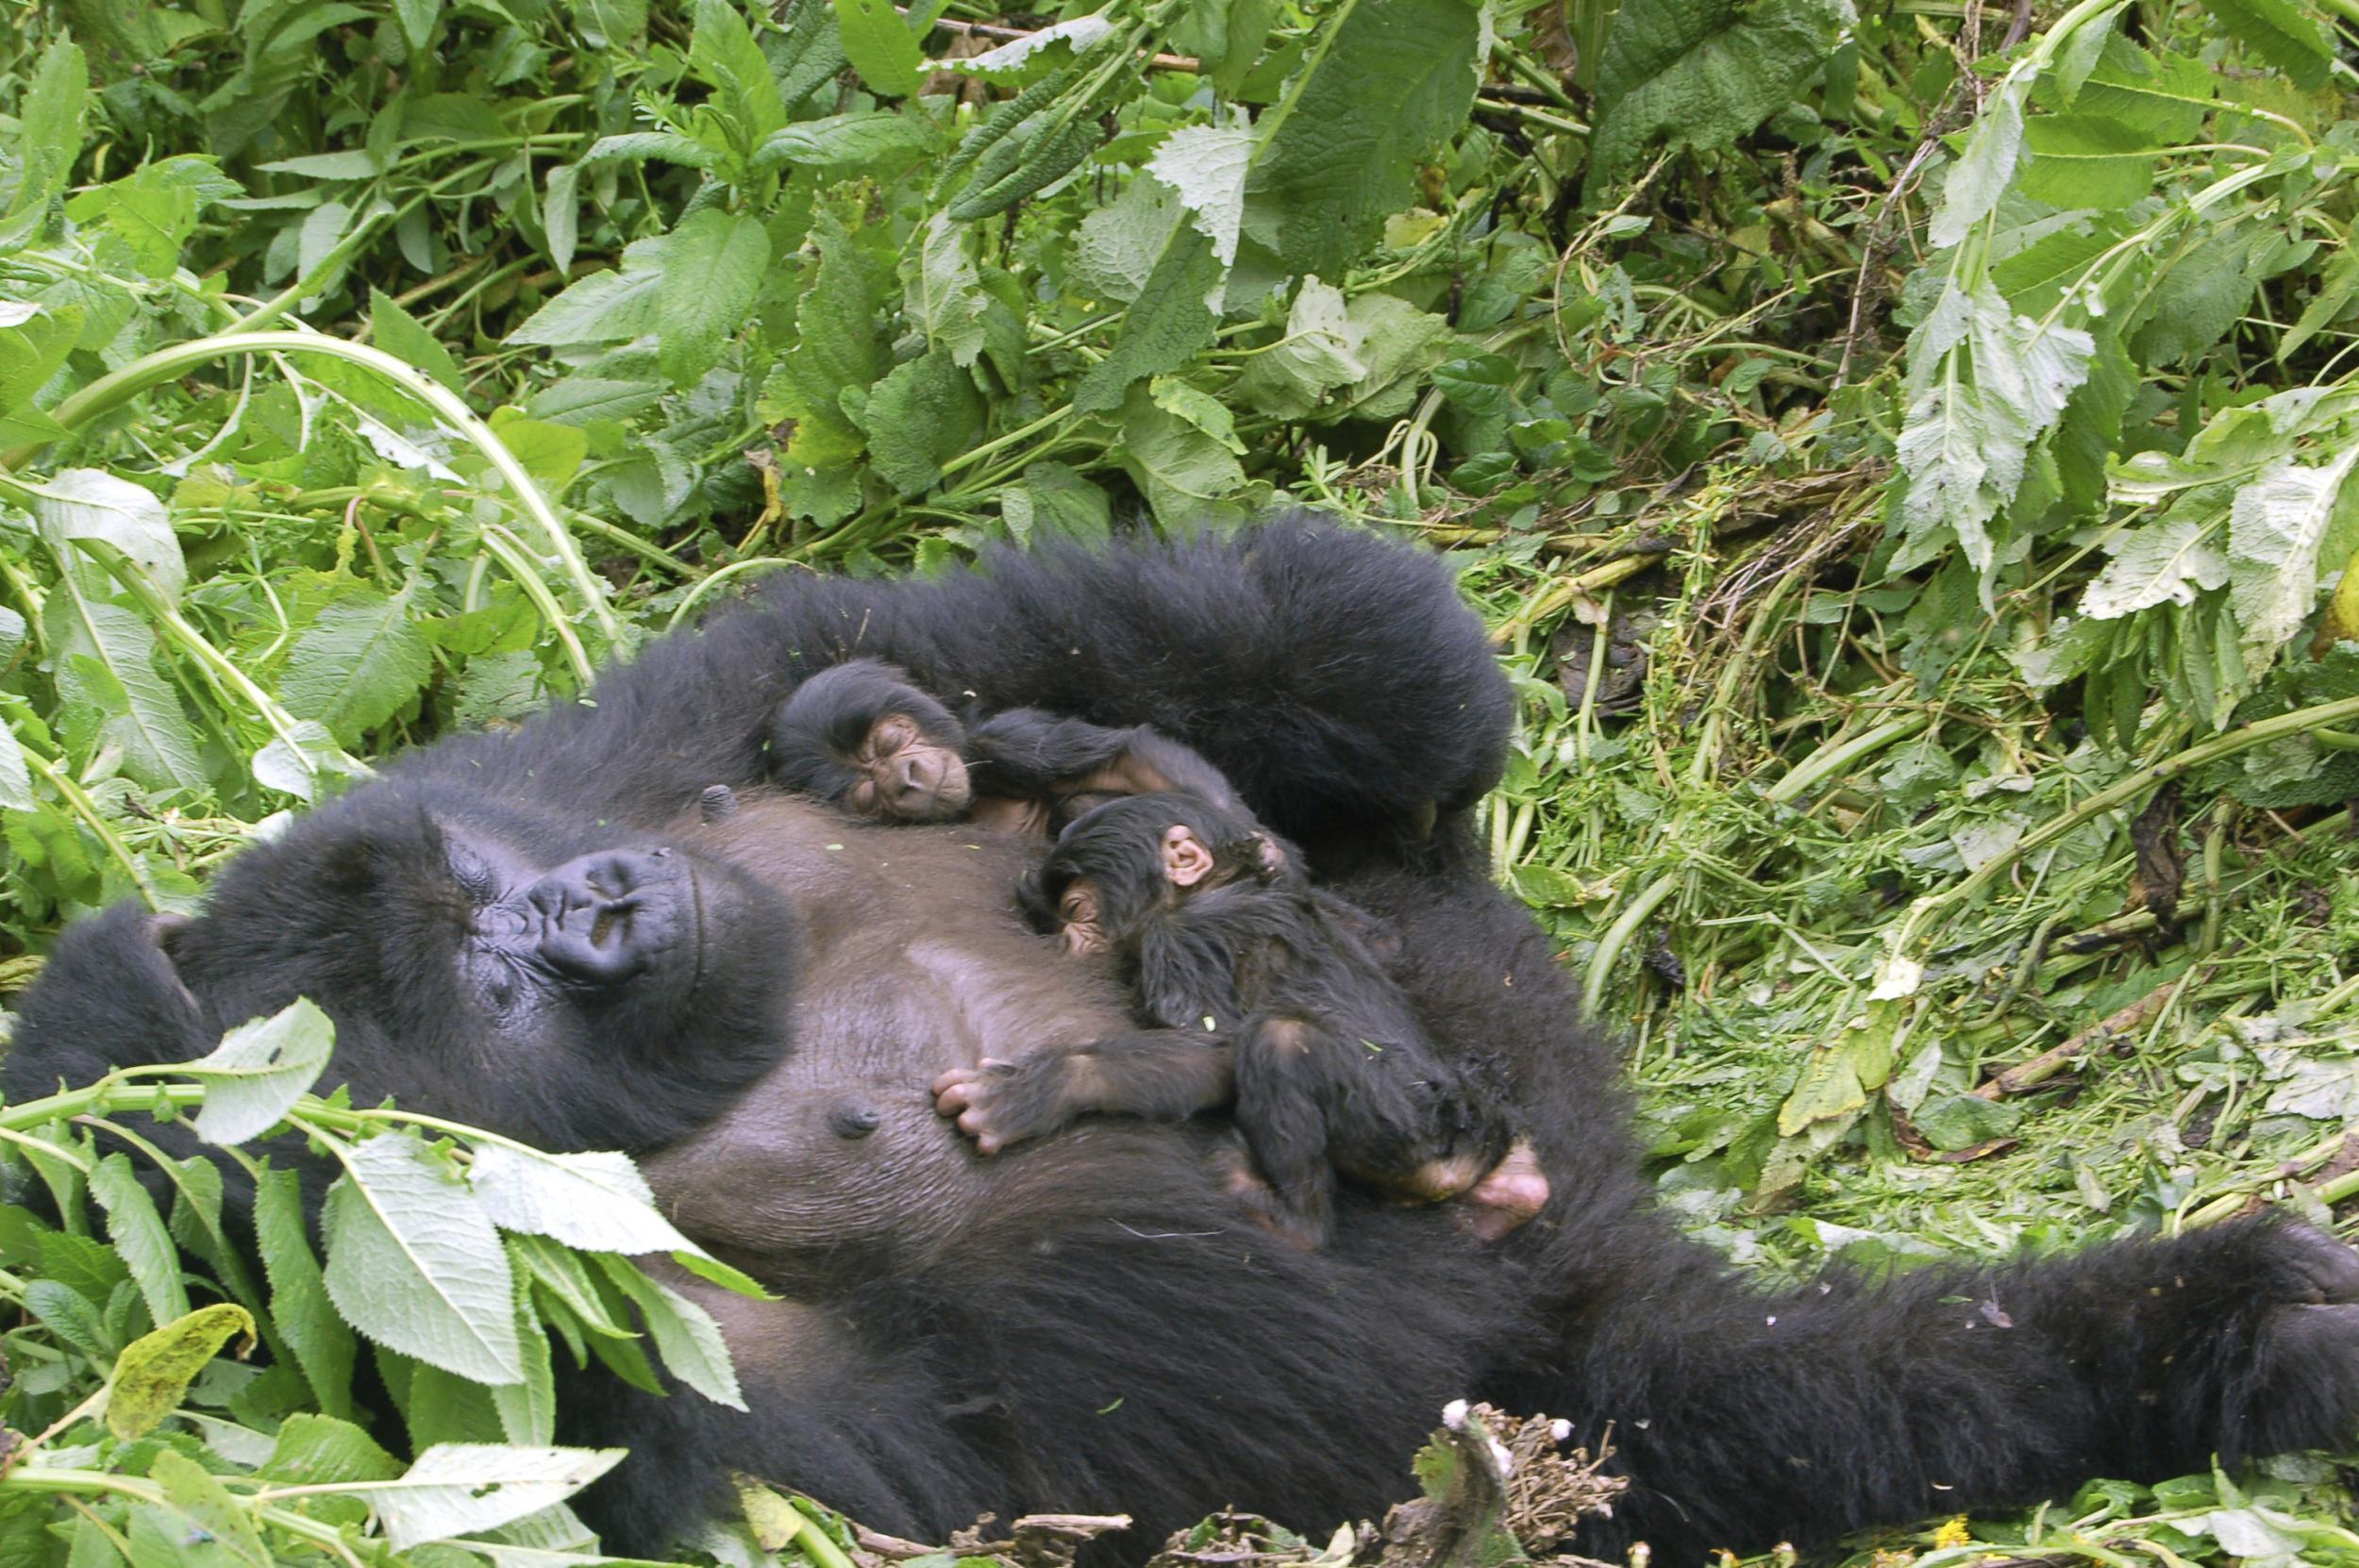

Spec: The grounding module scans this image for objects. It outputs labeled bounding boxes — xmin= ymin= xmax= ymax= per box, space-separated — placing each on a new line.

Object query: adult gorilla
xmin=10 ymin=517 xmax=2359 ymax=1564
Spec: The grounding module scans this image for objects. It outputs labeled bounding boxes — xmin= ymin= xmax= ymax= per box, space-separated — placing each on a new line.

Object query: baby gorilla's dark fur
xmin=952 ymin=790 xmax=1517 ymax=1245
xmin=767 ymin=659 xmax=1240 ymax=835
xmin=8 ymin=516 xmax=2359 ymax=1567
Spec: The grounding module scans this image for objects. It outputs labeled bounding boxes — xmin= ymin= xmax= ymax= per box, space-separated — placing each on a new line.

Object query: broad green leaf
xmin=2016 ymin=115 xmax=2157 ymax=210
xmin=469 ymin=1144 xmax=699 ymax=1255
xmin=1147 ymin=125 xmax=1257 ymax=268
xmin=280 ymin=588 xmax=433 ymax=748
xmin=260 ymin=1412 xmax=404 ymax=1482
xmin=1074 ymin=225 xmax=1224 ymax=414
xmin=599 ymin=1257 xmax=746 ymax=1410
xmin=0 ymin=716 xmax=34 ymax=812
xmin=2131 ymin=229 xmax=2259 ymax=366
xmin=253 ymin=718 xmax=367 ymax=804
xmin=2078 ymin=40 xmax=2214 ymax=142
xmin=323 ymin=1131 xmax=524 ymax=1384
xmin=1912 ymin=1093 xmax=2025 ymax=1151
xmin=1929 ymin=73 xmax=2033 ymax=249
xmin=107 ymin=1304 xmax=256 ymax=1440
xmin=578 ymin=132 xmax=724 ymax=171
xmin=2200 ymin=0 xmax=2332 ymax=88
xmin=254 ymin=149 xmax=384 ymax=180
xmin=905 ymin=213 xmax=990 ymax=368
xmin=752 ymin=111 xmax=932 ymax=174
xmin=1230 ymin=275 xmax=1366 ymax=419
xmin=1323 ymin=293 xmax=1450 ymax=422
xmin=776 ymin=209 xmax=890 ymax=440
xmin=360 ymin=1444 xmax=628 ymax=1549
xmin=0 ymin=300 xmax=81 ymax=417
xmin=509 ymin=236 xmax=674 ymax=347
xmin=833 ymin=0 xmax=923 ymax=97
xmin=941 ymin=15 xmax=1115 ymax=83
xmin=1118 ymin=384 xmax=1248 ymax=526
xmin=25 ymin=1278 xmax=114 ymax=1361
xmin=690 ymin=0 xmax=790 ymax=142
xmin=490 ymin=413 xmax=592 ymax=494
xmin=147 ymin=1450 xmax=270 ymax=1567
xmin=2082 ymin=519 xmax=2232 ymax=618
xmin=33 ymin=469 xmax=186 ymax=602
xmin=2229 ymin=448 xmax=2359 ymax=661
xmin=1073 ymin=177 xmax=1184 ymax=305
xmin=91 ymin=1152 xmax=191 ymax=1327
xmin=659 ymin=209 xmax=772 ymax=388
xmin=1002 ymin=463 xmax=1112 ymax=548
xmin=1248 ymin=0 xmax=1481 ymax=275
xmin=0 ymin=40 xmax=88 ymax=243
xmin=187 ymin=999 xmax=335 ymax=1146
xmin=542 ymin=164 xmax=581 ymax=275
xmin=567 ymin=0 xmax=648 ymax=49
xmin=1893 ymin=283 xmax=2095 ymax=599
xmin=861 ymin=349 xmax=984 ymax=494
xmin=370 ymin=288 xmax=464 ymax=392
xmin=1990 ymin=218 xmax=2126 ymax=310
xmin=1586 ymin=0 xmax=1853 ymax=188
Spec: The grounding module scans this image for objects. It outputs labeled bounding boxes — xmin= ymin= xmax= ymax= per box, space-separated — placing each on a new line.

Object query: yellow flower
xmin=1932 ymin=1515 xmax=1972 ymax=1548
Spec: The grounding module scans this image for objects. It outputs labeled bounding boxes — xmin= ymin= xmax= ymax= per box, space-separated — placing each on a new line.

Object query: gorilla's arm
xmin=412 ymin=516 xmax=1513 ymax=850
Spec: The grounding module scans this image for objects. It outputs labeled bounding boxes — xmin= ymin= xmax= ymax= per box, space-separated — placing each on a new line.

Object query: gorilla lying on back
xmin=10 ymin=516 xmax=2359 ymax=1564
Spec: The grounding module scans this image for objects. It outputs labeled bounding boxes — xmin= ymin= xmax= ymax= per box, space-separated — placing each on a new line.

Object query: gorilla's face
xmin=30 ymin=783 xmax=806 ymax=1154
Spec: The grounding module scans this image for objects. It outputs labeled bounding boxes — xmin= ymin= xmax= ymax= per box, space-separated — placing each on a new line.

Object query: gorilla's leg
xmin=1548 ymin=1215 xmax=2359 ymax=1560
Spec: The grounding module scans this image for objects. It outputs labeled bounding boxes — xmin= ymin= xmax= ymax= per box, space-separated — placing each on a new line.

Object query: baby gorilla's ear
xmin=1161 ymin=824 xmax=1216 ymax=888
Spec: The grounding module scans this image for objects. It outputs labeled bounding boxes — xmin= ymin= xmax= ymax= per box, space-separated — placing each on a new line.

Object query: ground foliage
xmin=2 ymin=0 xmax=2359 ymax=1560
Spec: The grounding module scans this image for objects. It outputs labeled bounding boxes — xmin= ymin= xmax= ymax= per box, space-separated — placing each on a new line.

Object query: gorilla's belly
xmin=642 ymin=792 xmax=1203 ymax=1282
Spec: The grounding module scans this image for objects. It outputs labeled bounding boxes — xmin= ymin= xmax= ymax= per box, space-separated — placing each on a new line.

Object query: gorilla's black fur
xmin=9 ymin=516 xmax=2359 ymax=1564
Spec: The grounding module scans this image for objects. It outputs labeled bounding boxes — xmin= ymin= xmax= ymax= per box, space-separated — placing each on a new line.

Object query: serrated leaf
xmin=34 ymin=469 xmax=186 ymax=602
xmin=1147 ymin=125 xmax=1256 ymax=269
xmin=1587 ymin=0 xmax=1854 ymax=188
xmin=371 ymin=288 xmax=464 ymax=392
xmin=1074 ymin=225 xmax=1223 ymax=414
xmin=2078 ymin=40 xmax=2214 ymax=142
xmin=578 ymin=132 xmax=723 ymax=172
xmin=689 ymin=0 xmax=789 ymax=142
xmin=2017 ymin=115 xmax=2157 ymax=209
xmin=91 ymin=1152 xmax=190 ymax=1327
xmin=1930 ymin=73 xmax=2033 ymax=250
xmin=0 ymin=299 xmax=80 ymax=417
xmin=2131 ymin=229 xmax=2257 ymax=366
xmin=360 ymin=1444 xmax=627 ymax=1549
xmin=258 ymin=1166 xmax=357 ymax=1418
xmin=0 ymin=716 xmax=34 ymax=811
xmin=186 ymin=999 xmax=335 ymax=1145
xmin=280 ymin=588 xmax=433 ymax=748
xmin=261 ymin=1412 xmax=404 ymax=1482
xmin=509 ymin=237 xmax=673 ymax=347
xmin=149 ymin=1450 xmax=270 ymax=1567
xmin=1248 ymin=0 xmax=1482 ymax=275
xmin=905 ymin=213 xmax=989 ymax=367
xmin=1118 ymin=384 xmax=1248 ymax=526
xmin=658 ymin=209 xmax=771 ymax=388
xmin=752 ymin=111 xmax=932 ymax=174
xmin=2082 ymin=519 xmax=2232 ymax=618
xmin=1230 ymin=276 xmax=1366 ymax=419
xmin=2229 ymin=448 xmax=2359 ymax=661
xmin=598 ymin=1257 xmax=745 ymax=1410
xmin=1073 ymin=177 xmax=1183 ymax=306
xmin=323 ymin=1132 xmax=522 ymax=1384
xmin=1001 ymin=462 xmax=1112 ymax=548
xmin=940 ymin=15 xmax=1114 ymax=82
xmin=2200 ymin=0 xmax=2332 ymax=88
xmin=1 ymin=40 xmax=87 ymax=243
xmin=833 ymin=0 xmax=923 ymax=97
xmin=107 ymin=1304 xmax=256 ymax=1440
xmin=860 ymin=348 xmax=984 ymax=494
xmin=469 ymin=1144 xmax=698 ymax=1254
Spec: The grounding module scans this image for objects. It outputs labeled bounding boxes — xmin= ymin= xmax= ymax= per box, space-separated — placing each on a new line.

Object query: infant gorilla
xmin=769 ymin=659 xmax=1544 ymax=1244
xmin=767 ymin=658 xmax=1237 ymax=837
xmin=937 ymin=790 xmax=1550 ymax=1246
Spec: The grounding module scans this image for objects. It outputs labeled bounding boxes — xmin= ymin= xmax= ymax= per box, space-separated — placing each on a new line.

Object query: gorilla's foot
xmin=1452 ymin=1140 xmax=1550 ymax=1242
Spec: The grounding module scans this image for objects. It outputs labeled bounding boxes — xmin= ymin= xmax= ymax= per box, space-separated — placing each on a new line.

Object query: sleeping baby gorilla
xmin=767 ymin=657 xmax=1240 ymax=835
xmin=934 ymin=789 xmax=1548 ymax=1246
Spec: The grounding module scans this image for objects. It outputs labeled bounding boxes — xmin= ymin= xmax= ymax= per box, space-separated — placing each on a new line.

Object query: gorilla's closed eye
xmin=448 ymin=842 xmax=503 ymax=903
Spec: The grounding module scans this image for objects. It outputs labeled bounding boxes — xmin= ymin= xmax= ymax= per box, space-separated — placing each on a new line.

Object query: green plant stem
xmin=477 ymin=524 xmax=596 ymax=685
xmin=15 ymin=748 xmax=160 ymax=909
xmin=1582 ymin=870 xmax=1681 ymax=1016
xmin=3 ymin=332 xmax=621 ymax=645
xmin=1763 ymin=713 xmax=1932 ymax=805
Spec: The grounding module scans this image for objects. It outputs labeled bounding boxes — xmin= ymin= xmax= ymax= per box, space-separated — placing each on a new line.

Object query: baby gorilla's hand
xmin=932 ymin=1059 xmax=1073 ymax=1154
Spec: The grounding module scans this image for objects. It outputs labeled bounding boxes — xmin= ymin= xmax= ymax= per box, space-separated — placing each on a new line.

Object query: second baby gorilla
xmin=9 ymin=517 xmax=2359 ymax=1565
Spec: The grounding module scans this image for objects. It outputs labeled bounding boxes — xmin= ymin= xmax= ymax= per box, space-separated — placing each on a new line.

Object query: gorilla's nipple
xmin=700 ymin=785 xmax=741 ymax=822
xmin=827 ymin=1102 xmax=883 ymax=1140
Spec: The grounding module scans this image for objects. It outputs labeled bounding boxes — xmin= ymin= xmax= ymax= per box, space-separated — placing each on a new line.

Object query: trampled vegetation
xmin=3 ymin=0 xmax=2359 ymax=1560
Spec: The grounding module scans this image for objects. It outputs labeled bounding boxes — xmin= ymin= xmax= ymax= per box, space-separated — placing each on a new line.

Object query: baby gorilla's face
xmin=847 ymin=712 xmax=972 ymax=822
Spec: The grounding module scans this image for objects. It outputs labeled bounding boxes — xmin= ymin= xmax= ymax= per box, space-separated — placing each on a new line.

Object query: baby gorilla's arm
xmin=964 ymin=709 xmax=1237 ymax=828
xmin=932 ymin=1030 xmax=1233 ymax=1154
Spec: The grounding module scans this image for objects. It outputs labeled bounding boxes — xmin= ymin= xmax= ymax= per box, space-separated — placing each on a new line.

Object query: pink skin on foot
xmin=1455 ymin=1139 xmax=1550 ymax=1242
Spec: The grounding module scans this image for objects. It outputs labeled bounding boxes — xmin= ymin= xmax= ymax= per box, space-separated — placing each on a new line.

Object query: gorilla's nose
xmin=896 ymin=752 xmax=939 ymax=795
xmin=528 ymin=849 xmax=687 ymax=983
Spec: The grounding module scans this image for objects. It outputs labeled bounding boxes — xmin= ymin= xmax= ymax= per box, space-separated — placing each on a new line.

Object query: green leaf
xmin=147 ymin=1450 xmax=270 ymax=1567
xmin=370 ymin=289 xmax=464 ymax=393
xmin=776 ymin=208 xmax=890 ymax=440
xmin=1586 ymin=0 xmax=1852 ymax=188
xmin=579 ymin=131 xmax=725 ymax=172
xmin=186 ymin=999 xmax=335 ymax=1146
xmin=1230 ymin=276 xmax=1366 ymax=419
xmin=659 ymin=209 xmax=772 ymax=388
xmin=752 ymin=111 xmax=933 ymax=174
xmin=1117 ymin=383 xmax=1248 ymax=527
xmin=0 ymin=300 xmax=82 ymax=417
xmin=0 ymin=713 xmax=35 ymax=812
xmin=1929 ymin=74 xmax=2031 ymax=249
xmin=280 ymin=587 xmax=433 ymax=748
xmin=1147 ymin=125 xmax=1257 ymax=268
xmin=1912 ymin=1093 xmax=2025 ymax=1151
xmin=0 ymin=40 xmax=89 ymax=244
xmin=468 ymin=1144 xmax=700 ymax=1254
xmin=2200 ymin=0 xmax=2333 ymax=88
xmin=260 ymin=1412 xmax=404 ymax=1483
xmin=34 ymin=468 xmax=186 ymax=602
xmin=90 ymin=1152 xmax=190 ymax=1328
xmin=598 ymin=1256 xmax=746 ymax=1410
xmin=2228 ymin=448 xmax=2359 ymax=662
xmin=2016 ymin=115 xmax=2157 ymax=210
xmin=509 ymin=235 xmax=674 ymax=347
xmin=943 ymin=15 xmax=1116 ymax=84
xmin=107 ymin=1304 xmax=257 ymax=1440
xmin=2077 ymin=40 xmax=2214 ymax=142
xmin=323 ymin=1131 xmax=523 ymax=1384
xmin=690 ymin=0 xmax=790 ymax=142
xmin=2131 ymin=229 xmax=2258 ymax=366
xmin=1073 ymin=177 xmax=1184 ymax=306
xmin=1247 ymin=0 xmax=1482 ymax=275
xmin=861 ymin=348 xmax=984 ymax=495
xmin=359 ymin=1443 xmax=628 ymax=1549
xmin=1074 ymin=225 xmax=1224 ymax=414
xmin=833 ymin=0 xmax=924 ymax=97
xmin=2081 ymin=519 xmax=2232 ymax=618
xmin=1002 ymin=462 xmax=1113 ymax=547
xmin=905 ymin=213 xmax=990 ymax=368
